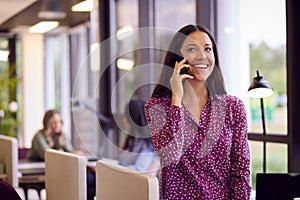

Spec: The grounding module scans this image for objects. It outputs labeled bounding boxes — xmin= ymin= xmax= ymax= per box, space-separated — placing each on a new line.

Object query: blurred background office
xmin=0 ymin=0 xmax=299 ymax=194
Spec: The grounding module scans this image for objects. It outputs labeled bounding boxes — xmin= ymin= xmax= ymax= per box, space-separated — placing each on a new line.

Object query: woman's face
xmin=180 ymin=30 xmax=215 ymax=81
xmin=49 ymin=113 xmax=63 ymax=134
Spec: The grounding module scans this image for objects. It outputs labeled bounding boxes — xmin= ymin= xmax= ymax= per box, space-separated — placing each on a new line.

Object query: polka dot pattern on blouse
xmin=145 ymin=95 xmax=251 ymax=200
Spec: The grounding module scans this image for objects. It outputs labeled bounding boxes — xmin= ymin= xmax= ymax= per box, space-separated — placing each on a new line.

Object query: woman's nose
xmin=196 ymin=49 xmax=206 ymax=59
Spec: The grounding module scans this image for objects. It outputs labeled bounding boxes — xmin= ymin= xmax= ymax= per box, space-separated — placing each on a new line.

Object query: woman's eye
xmin=205 ymin=47 xmax=212 ymax=51
xmin=187 ymin=47 xmax=197 ymax=52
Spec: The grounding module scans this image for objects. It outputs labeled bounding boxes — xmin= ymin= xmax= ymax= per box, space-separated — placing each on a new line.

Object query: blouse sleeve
xmin=144 ymin=97 xmax=185 ymax=166
xmin=230 ymin=98 xmax=252 ymax=199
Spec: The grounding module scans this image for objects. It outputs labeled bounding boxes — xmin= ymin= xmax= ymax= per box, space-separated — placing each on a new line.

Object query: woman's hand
xmin=170 ymin=58 xmax=194 ymax=106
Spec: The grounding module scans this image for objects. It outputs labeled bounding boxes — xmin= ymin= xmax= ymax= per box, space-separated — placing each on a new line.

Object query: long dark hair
xmin=151 ymin=24 xmax=227 ymax=98
xmin=122 ymin=99 xmax=153 ymax=152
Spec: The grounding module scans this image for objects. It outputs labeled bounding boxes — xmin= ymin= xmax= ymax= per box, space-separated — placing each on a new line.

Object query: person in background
xmin=86 ymin=99 xmax=159 ymax=200
xmin=144 ymin=24 xmax=251 ymax=199
xmin=27 ymin=109 xmax=75 ymax=161
xmin=118 ymin=99 xmax=158 ymax=173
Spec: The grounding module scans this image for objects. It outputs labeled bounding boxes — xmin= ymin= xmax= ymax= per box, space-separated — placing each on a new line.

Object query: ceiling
xmin=0 ymin=0 xmax=90 ymax=32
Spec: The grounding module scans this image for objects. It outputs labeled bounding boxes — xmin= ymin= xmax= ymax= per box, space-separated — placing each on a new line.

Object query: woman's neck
xmin=182 ymin=80 xmax=208 ymax=122
xmin=182 ymin=80 xmax=208 ymax=104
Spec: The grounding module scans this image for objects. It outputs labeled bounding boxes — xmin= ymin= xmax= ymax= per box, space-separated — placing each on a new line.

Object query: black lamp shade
xmin=248 ymin=70 xmax=273 ymax=98
xmin=38 ymin=0 xmax=66 ymax=19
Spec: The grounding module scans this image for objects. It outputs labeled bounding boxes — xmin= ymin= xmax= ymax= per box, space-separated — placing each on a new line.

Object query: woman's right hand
xmin=170 ymin=58 xmax=194 ymax=106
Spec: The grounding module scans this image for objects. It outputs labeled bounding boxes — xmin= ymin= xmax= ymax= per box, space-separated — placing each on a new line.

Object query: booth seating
xmin=18 ymin=160 xmax=45 ymax=199
xmin=45 ymin=149 xmax=87 ymax=200
xmin=96 ymin=160 xmax=159 ymax=200
xmin=0 ymin=135 xmax=19 ymax=187
xmin=0 ymin=135 xmax=45 ymax=199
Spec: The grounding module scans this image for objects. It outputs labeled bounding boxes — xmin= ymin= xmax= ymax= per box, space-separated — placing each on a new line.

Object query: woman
xmin=27 ymin=109 xmax=74 ymax=161
xmin=144 ymin=24 xmax=251 ymax=199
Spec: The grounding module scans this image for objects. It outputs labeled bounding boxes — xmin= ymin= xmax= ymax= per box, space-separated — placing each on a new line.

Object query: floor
xmin=14 ymin=187 xmax=255 ymax=200
xmin=15 ymin=188 xmax=96 ymax=200
xmin=15 ymin=188 xmax=46 ymax=200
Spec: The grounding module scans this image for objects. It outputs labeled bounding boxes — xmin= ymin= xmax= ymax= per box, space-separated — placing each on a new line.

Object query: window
xmin=0 ymin=35 xmax=20 ymax=138
xmin=217 ymin=0 xmax=287 ymax=190
xmin=154 ymin=0 xmax=196 ymax=83
xmin=244 ymin=0 xmax=287 ymax=189
xmin=68 ymin=25 xmax=101 ymax=157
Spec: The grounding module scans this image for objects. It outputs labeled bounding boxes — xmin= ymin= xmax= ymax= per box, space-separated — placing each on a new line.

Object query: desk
xmin=17 ymin=157 xmax=118 ymax=200
xmin=87 ymin=157 xmax=118 ymax=169
xmin=18 ymin=161 xmax=45 ymax=200
xmin=86 ymin=158 xmax=119 ymax=175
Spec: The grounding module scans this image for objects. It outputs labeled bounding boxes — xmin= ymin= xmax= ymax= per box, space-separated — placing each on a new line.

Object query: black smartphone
xmin=180 ymin=58 xmax=191 ymax=75
xmin=180 ymin=67 xmax=190 ymax=75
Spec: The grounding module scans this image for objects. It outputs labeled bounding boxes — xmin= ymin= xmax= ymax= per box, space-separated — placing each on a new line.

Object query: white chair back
xmin=0 ymin=135 xmax=18 ymax=187
xmin=96 ymin=160 xmax=159 ymax=200
xmin=45 ymin=149 xmax=87 ymax=200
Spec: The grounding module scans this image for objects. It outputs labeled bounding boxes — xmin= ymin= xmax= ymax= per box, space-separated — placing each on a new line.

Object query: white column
xmin=20 ymin=31 xmax=45 ymax=147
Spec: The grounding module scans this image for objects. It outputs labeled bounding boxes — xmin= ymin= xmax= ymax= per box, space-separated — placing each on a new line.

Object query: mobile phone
xmin=180 ymin=67 xmax=190 ymax=75
xmin=180 ymin=59 xmax=191 ymax=75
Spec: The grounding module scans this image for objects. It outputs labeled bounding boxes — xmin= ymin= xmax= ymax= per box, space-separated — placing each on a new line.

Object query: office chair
xmin=96 ymin=160 xmax=159 ymax=200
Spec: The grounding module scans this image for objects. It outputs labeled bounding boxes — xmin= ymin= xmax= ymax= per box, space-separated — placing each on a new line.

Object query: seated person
xmin=87 ymin=99 xmax=159 ymax=200
xmin=118 ymin=99 xmax=158 ymax=173
xmin=26 ymin=109 xmax=76 ymax=161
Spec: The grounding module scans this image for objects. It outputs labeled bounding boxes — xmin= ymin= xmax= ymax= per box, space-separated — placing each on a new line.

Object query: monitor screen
xmin=256 ymin=173 xmax=300 ymax=200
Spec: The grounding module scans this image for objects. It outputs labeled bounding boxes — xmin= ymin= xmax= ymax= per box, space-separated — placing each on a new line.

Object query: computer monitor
xmin=256 ymin=173 xmax=300 ymax=200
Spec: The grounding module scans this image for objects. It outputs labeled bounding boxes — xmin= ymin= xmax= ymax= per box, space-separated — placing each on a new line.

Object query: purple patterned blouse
xmin=145 ymin=95 xmax=251 ymax=200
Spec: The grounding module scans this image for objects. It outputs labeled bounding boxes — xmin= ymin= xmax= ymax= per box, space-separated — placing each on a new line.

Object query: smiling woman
xmin=145 ymin=24 xmax=251 ymax=199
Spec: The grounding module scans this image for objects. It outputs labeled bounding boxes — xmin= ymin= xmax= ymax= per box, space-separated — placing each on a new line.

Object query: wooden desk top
xmin=18 ymin=161 xmax=45 ymax=170
xmin=18 ymin=160 xmax=45 ymax=184
xmin=19 ymin=174 xmax=45 ymax=183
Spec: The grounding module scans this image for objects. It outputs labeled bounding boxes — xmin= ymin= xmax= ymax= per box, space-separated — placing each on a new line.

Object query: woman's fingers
xmin=174 ymin=61 xmax=181 ymax=74
xmin=174 ymin=59 xmax=190 ymax=75
xmin=179 ymin=57 xmax=187 ymax=65
xmin=173 ymin=59 xmax=193 ymax=79
xmin=181 ymin=74 xmax=194 ymax=79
